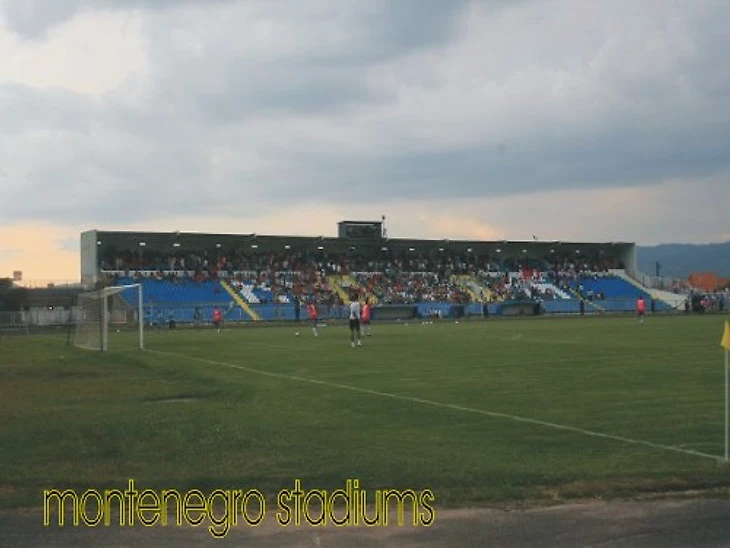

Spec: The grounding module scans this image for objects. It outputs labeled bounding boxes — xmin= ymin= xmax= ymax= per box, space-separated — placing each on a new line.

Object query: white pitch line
xmin=675 ymin=442 xmax=719 ymax=449
xmin=148 ymin=350 xmax=720 ymax=462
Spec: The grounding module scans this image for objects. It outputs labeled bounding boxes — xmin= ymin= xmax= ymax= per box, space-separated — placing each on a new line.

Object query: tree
xmin=0 ymin=278 xmax=28 ymax=311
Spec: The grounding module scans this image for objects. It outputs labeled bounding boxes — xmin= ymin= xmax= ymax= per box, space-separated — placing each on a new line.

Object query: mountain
xmin=637 ymin=242 xmax=730 ymax=279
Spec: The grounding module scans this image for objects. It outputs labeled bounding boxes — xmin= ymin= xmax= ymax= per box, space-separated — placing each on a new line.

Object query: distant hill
xmin=637 ymin=242 xmax=730 ymax=279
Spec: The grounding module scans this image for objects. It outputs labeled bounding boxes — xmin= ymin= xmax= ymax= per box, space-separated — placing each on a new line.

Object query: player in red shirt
xmin=636 ymin=296 xmax=646 ymax=324
xmin=307 ymin=301 xmax=319 ymax=337
xmin=361 ymin=299 xmax=372 ymax=336
xmin=212 ymin=305 xmax=223 ymax=333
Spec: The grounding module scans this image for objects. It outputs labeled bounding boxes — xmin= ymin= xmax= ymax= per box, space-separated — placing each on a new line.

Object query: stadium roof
xmin=86 ymin=229 xmax=634 ymax=258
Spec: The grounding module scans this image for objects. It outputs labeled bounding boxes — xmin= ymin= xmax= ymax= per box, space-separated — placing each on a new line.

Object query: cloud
xmin=0 ymin=9 xmax=147 ymax=95
xmin=0 ymin=0 xmax=728 ymax=250
xmin=1 ymin=168 xmax=727 ymax=283
xmin=0 ymin=0 xmax=236 ymax=39
xmin=0 ymin=0 xmax=87 ymax=39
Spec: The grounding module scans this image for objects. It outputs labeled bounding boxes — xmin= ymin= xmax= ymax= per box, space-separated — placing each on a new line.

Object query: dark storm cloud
xmin=359 ymin=129 xmax=730 ymax=200
xmin=138 ymin=0 xmax=472 ymax=121
xmin=0 ymin=0 xmax=84 ymax=39
xmin=0 ymin=0 xmax=235 ymax=38
xmin=0 ymin=0 xmax=729 ymax=233
xmin=336 ymin=0 xmax=473 ymax=60
xmin=1 ymin=0 xmax=470 ymax=49
xmin=208 ymin=124 xmax=730 ymax=206
xmin=158 ymin=62 xmax=393 ymax=124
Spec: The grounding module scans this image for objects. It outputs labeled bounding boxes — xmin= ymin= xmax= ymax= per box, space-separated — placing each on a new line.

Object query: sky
xmin=1 ymin=0 xmax=729 ymax=283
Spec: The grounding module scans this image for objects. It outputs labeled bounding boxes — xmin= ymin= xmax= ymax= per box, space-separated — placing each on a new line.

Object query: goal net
xmin=72 ymin=284 xmax=144 ymax=351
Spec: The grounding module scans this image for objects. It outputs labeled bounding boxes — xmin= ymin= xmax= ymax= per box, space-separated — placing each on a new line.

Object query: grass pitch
xmin=2 ymin=314 xmax=730 ymax=510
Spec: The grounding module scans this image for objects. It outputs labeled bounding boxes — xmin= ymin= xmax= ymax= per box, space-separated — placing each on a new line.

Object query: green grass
xmin=2 ymin=314 xmax=730 ymax=510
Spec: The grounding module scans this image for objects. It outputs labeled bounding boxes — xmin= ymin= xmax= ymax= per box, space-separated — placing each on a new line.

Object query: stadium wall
xmin=1 ymin=298 xmax=683 ymax=329
xmin=123 ymin=299 xmax=667 ymax=326
xmin=80 ymin=230 xmax=99 ymax=288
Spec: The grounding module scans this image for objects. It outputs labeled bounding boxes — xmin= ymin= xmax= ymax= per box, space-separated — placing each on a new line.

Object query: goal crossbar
xmin=73 ymin=283 xmax=144 ymax=352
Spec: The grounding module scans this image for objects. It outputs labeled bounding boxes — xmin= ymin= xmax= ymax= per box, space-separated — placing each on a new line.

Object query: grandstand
xmin=78 ymin=222 xmax=676 ymax=325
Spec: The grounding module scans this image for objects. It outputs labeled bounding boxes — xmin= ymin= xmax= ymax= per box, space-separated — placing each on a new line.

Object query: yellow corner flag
xmin=722 ymin=321 xmax=730 ymax=351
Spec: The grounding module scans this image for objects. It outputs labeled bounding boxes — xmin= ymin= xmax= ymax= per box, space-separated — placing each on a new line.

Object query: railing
xmin=0 ymin=308 xmax=80 ymax=327
xmin=0 ymin=311 xmax=23 ymax=328
xmin=624 ymin=269 xmax=682 ymax=291
xmin=1 ymin=291 xmax=698 ymax=330
xmin=142 ymin=297 xmax=674 ymax=322
xmin=252 ymin=303 xmax=349 ymax=322
xmin=14 ymin=280 xmax=83 ymax=289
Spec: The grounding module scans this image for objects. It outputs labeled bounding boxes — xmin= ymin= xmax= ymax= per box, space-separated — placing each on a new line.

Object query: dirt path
xmin=3 ymin=498 xmax=730 ymax=547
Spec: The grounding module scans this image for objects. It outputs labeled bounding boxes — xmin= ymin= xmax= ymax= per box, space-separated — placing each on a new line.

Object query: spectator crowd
xmin=100 ymin=245 xmax=627 ymax=306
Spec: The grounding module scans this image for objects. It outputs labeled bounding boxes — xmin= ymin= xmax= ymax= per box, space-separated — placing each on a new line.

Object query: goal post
xmin=72 ymin=284 xmax=144 ymax=351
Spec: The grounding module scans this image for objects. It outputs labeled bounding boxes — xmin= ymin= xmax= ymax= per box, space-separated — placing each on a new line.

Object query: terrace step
xmin=220 ymin=280 xmax=261 ymax=321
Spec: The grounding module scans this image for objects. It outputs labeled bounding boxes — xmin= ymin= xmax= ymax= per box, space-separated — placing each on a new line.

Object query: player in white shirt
xmin=349 ymin=298 xmax=362 ymax=348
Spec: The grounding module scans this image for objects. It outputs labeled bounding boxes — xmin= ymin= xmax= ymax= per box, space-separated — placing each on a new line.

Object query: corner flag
xmin=722 ymin=321 xmax=730 ymax=351
xmin=720 ymin=320 xmax=730 ymax=462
